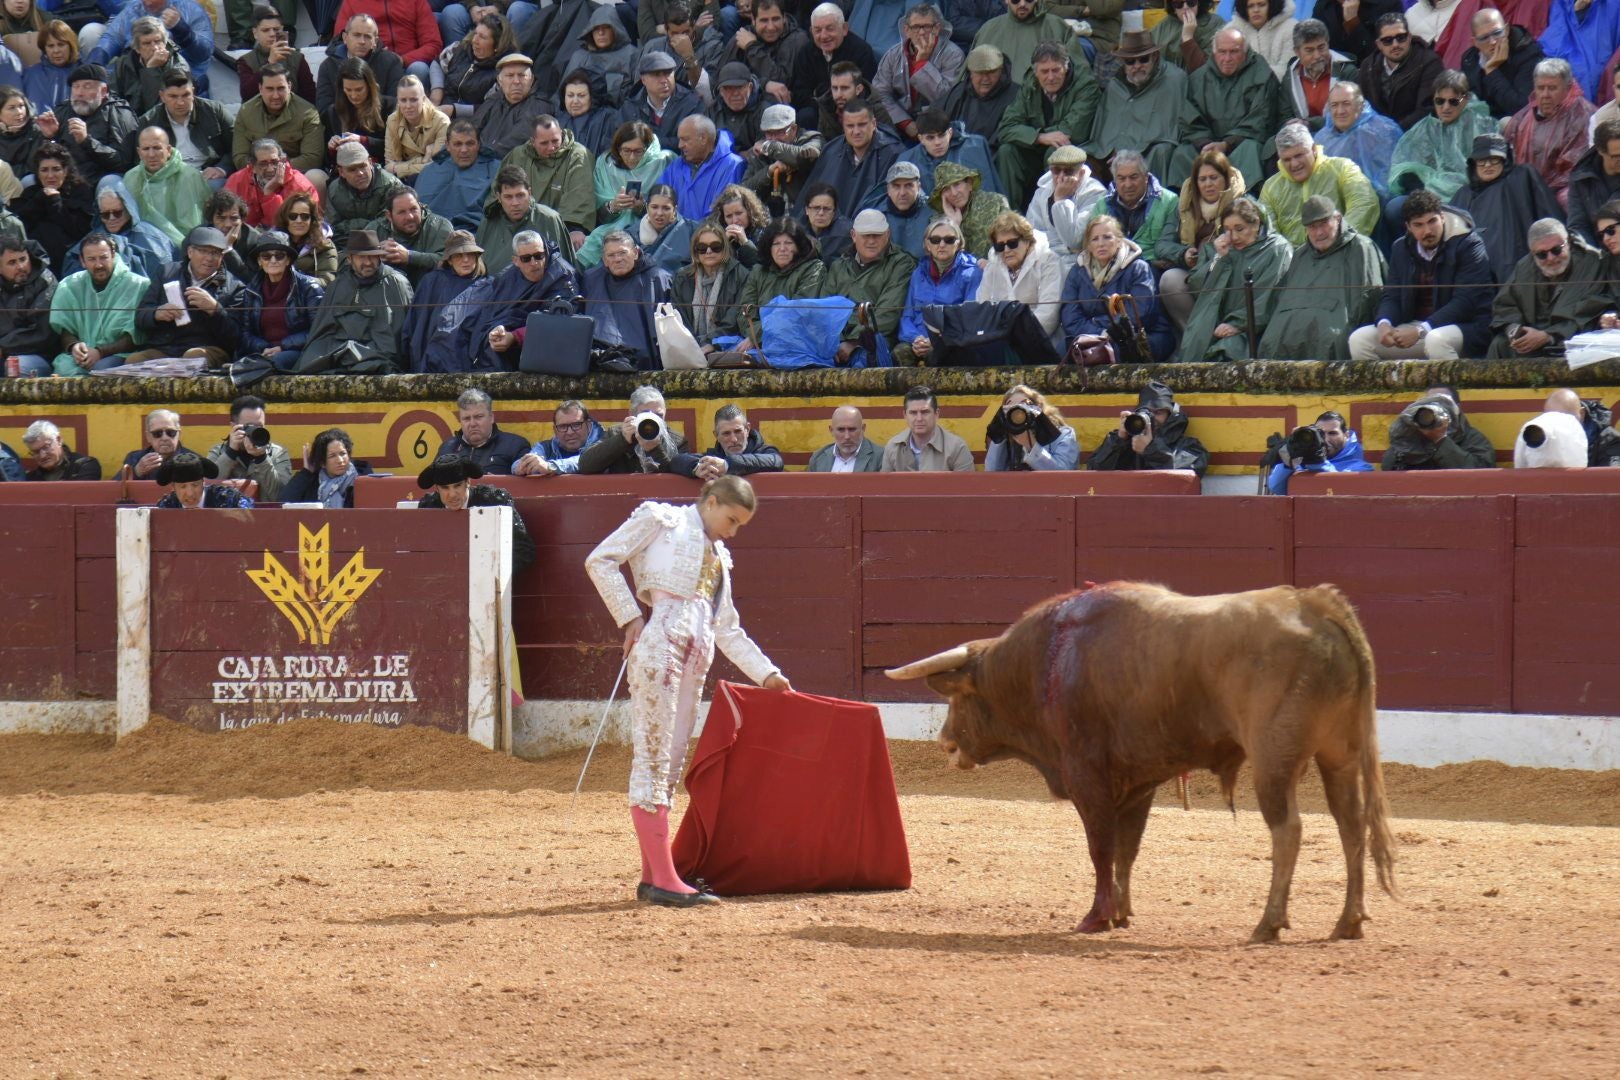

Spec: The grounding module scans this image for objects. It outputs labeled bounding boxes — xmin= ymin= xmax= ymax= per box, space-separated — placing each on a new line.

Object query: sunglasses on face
xmin=516 ymin=251 xmax=546 ymax=263
xmin=1433 ymin=96 xmax=1463 ymax=107
xmin=1172 ymin=0 xmax=1198 ymax=7
xmin=258 ymin=251 xmax=290 ymax=261
xmin=991 ymin=237 xmax=1022 ymax=253
xmin=1378 ymin=32 xmax=1410 ymax=45
xmin=926 ymin=234 xmax=957 ymax=246
xmin=150 ymin=429 xmax=178 ymax=439
xmin=99 ymin=209 xmax=125 ymax=220
xmin=1122 ymin=56 xmax=1153 ymax=66
xmin=695 ymin=241 xmax=726 ymax=254
xmin=286 ymin=211 xmax=312 ymax=221
xmin=1600 ymin=223 xmax=1620 ymax=240
xmin=1532 ymin=243 xmax=1566 ymax=261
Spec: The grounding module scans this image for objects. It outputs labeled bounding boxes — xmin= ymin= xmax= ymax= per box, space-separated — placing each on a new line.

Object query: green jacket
xmin=476 ymin=199 xmax=573 ymax=269
xmin=1489 ymin=241 xmax=1610 ymax=345
xmin=1257 ymin=225 xmax=1386 ymax=361
xmin=1176 ymin=199 xmax=1292 ymax=363
xmin=1258 ymin=147 xmax=1380 ymax=246
xmin=1085 ymin=59 xmax=1187 ymax=163
xmin=925 ymin=160 xmax=1011 ymax=258
xmin=488 ymin=131 xmax=596 ymax=234
xmin=1151 ymin=11 xmax=1221 ymax=70
xmin=971 ymin=10 xmax=1090 ymax=84
xmin=1047 ymin=0 xmax=1122 ymax=51
xmin=996 ymin=62 xmax=1101 ymax=153
xmin=1387 ymin=101 xmax=1498 ymax=202
xmin=232 ymin=94 xmax=325 ymax=173
xmin=820 ymin=243 xmax=918 ymax=344
xmin=49 ymin=255 xmax=148 ymax=376
xmin=740 ymin=256 xmax=825 ymax=344
xmin=365 ymin=210 xmax=454 ymax=285
xmin=1182 ymin=47 xmax=1279 ymax=149
xmin=328 ymin=168 xmax=404 ymax=249
xmin=123 ymin=150 xmax=211 ymax=246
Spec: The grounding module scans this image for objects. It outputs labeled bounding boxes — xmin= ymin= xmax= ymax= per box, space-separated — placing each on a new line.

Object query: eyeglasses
xmin=991 ymin=237 xmax=1023 ymax=253
xmin=1172 ymin=0 xmax=1198 ymax=7
xmin=907 ymin=22 xmax=938 ymax=32
xmin=1474 ymin=27 xmax=1507 ymax=44
xmin=516 ymin=251 xmax=546 ymax=263
xmin=99 ymin=209 xmax=125 ymax=220
xmin=1600 ymin=223 xmax=1620 ymax=240
xmin=258 ymin=251 xmax=289 ymax=261
xmin=1378 ymin=32 xmax=1410 ymax=45
xmin=149 ymin=429 xmax=179 ymax=439
xmin=27 ymin=441 xmax=58 ymax=456
xmin=286 ymin=212 xmax=312 ymax=221
xmin=1432 ymin=96 xmax=1463 ymax=107
xmin=1122 ymin=56 xmax=1154 ymax=66
xmin=1532 ymin=244 xmax=1566 ymax=261
xmin=694 ymin=241 xmax=726 ymax=254
xmin=555 ymin=420 xmax=587 ymax=433
xmin=926 ymin=234 xmax=957 ymax=245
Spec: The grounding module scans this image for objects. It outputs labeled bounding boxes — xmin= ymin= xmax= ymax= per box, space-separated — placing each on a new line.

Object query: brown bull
xmin=886 ymin=582 xmax=1397 ymax=943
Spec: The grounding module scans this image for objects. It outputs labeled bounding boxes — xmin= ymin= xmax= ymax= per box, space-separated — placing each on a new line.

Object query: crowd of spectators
xmin=0 ymin=2 xmax=1609 ymax=378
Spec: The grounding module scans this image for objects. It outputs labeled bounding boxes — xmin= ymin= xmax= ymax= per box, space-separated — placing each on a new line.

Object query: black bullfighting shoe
xmin=642 ymin=885 xmax=720 ymax=907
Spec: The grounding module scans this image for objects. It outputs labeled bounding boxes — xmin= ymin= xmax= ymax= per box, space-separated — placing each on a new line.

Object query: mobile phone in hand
xmin=625 ymin=180 xmax=642 ymax=197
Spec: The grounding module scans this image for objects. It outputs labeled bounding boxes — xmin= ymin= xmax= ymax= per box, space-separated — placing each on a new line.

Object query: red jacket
xmin=333 ymin=0 xmax=443 ymax=67
xmin=224 ymin=164 xmax=322 ymax=227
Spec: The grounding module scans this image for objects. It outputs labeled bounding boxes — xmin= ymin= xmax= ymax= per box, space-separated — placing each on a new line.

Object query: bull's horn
xmin=884 ymin=645 xmax=971 ymax=681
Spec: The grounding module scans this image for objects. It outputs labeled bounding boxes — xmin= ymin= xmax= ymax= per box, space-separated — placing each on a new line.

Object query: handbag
xmin=654 ymin=302 xmax=709 ymax=370
xmin=1065 ymin=334 xmax=1116 ymax=367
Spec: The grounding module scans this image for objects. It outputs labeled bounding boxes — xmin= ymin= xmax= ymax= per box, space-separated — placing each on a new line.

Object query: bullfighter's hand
xmin=623 ymin=616 xmax=644 ymax=658
xmin=763 ymin=673 xmax=792 ymax=692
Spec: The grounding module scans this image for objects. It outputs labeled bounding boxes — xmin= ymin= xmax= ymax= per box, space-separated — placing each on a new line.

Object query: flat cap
xmin=965 ymin=45 xmax=1004 ymax=72
xmin=638 ymin=50 xmax=678 ymax=74
xmin=851 ymin=208 xmax=890 ymax=234
xmin=1300 ymin=194 xmax=1337 ymax=226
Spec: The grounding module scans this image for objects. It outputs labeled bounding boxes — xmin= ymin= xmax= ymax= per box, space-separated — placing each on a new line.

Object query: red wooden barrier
xmin=1511 ymin=496 xmax=1620 ymax=715
xmin=1290 ymin=470 xmax=1620 ymax=496
xmin=0 ymin=505 xmax=116 ymax=700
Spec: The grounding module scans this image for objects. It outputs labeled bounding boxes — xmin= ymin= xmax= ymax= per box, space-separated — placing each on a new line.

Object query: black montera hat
xmin=155 ymin=451 xmax=218 ymax=485
xmin=417 ymin=454 xmax=484 ymax=488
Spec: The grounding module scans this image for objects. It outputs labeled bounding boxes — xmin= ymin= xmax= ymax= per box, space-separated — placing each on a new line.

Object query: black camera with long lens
xmin=1003 ymin=402 xmax=1039 ymax=435
xmin=1411 ymin=403 xmax=1449 ymax=430
xmin=1286 ymin=424 xmax=1326 ymax=466
xmin=1122 ymin=409 xmax=1153 ymax=437
xmin=633 ymin=412 xmax=665 ymax=442
xmin=241 ymin=422 xmax=272 ymax=448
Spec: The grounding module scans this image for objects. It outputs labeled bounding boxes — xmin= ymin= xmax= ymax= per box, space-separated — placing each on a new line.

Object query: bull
xmin=885 ymin=582 xmax=1397 ymax=943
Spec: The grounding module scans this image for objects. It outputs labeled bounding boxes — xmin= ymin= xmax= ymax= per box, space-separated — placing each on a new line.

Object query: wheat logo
xmin=246 ymin=523 xmax=383 ymax=645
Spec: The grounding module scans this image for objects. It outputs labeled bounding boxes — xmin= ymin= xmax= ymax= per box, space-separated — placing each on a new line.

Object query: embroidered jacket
xmin=584 ymin=500 xmax=779 ymax=685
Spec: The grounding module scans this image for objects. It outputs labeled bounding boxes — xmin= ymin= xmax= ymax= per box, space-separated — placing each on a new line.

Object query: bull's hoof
xmin=1248 ymin=916 xmax=1288 ymax=944
xmin=1075 ymin=912 xmax=1125 ymax=934
xmin=1328 ymin=917 xmax=1365 ymax=941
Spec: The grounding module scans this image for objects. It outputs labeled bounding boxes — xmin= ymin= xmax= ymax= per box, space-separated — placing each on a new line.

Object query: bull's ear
xmin=925 ymin=668 xmax=975 ymax=697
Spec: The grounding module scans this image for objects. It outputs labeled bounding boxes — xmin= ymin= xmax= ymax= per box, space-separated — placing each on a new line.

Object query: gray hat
xmin=442 ymin=230 xmax=484 ymax=260
xmin=965 ymin=44 xmax=1004 ymax=72
xmin=496 ymin=52 xmax=532 ymax=70
xmin=638 ymin=50 xmax=678 ymax=74
xmin=1049 ymin=145 xmax=1087 ymax=167
xmin=184 ymin=225 xmax=228 ymax=251
xmin=1300 ymin=195 xmax=1338 ymax=226
xmin=717 ymin=61 xmax=753 ymax=87
xmin=1469 ymin=132 xmax=1509 ymax=162
xmin=760 ymin=103 xmax=795 ymax=131
xmin=851 ymin=208 xmax=890 ymax=234
xmin=885 ymin=160 xmax=920 ymax=183
xmin=335 ymin=141 xmax=370 ymax=167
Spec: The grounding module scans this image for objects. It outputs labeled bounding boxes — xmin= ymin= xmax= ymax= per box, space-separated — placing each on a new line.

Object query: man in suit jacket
xmin=806 ymin=405 xmax=883 ymax=472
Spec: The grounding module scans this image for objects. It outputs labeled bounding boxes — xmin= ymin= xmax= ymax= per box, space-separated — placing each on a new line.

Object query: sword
xmin=568 ymin=655 xmax=629 ymax=825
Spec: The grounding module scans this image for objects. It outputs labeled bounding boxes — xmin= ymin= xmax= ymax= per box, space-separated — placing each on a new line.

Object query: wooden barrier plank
xmin=149 ymin=511 xmax=470 ymax=552
xmin=861 ymin=495 xmax=1072 ymax=533
xmin=1514 ymin=495 xmax=1620 ymax=546
xmin=863 ymin=575 xmax=1064 ymax=624
xmin=1294 ymin=548 xmax=1504 ymax=598
xmin=862 ymin=530 xmax=1069 ymax=580
xmin=518 ymin=645 xmax=626 ymax=698
xmin=861 ymin=668 xmax=940 ymax=704
xmin=1076 ymin=496 xmax=1286 ymax=548
xmin=152 ymin=602 xmax=470 ymax=652
xmin=1074 ymin=548 xmax=1289 ymax=595
xmin=74 ymin=606 xmax=115 ymax=650
xmin=1292 ymin=470 xmax=1620 ymax=496
xmin=75 ymin=649 xmax=114 ymax=697
xmin=1295 ymin=496 xmax=1509 ymax=548
xmin=1513 ymin=548 xmax=1611 ymax=598
xmin=0 ymin=647 xmax=73 ymax=697
xmin=149 ymin=552 xmax=466 ymax=603
xmin=74 ymin=506 xmax=117 ymax=556
xmin=75 ymin=557 xmax=114 ymax=604
xmin=862 ymin=622 xmax=1008 ymax=668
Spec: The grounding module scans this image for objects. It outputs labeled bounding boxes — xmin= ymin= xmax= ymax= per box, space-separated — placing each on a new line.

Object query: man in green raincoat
xmin=1171 ymin=27 xmax=1279 ymax=187
xmin=994 ymin=40 xmax=1100 ymax=207
xmin=1174 ymin=195 xmax=1292 ymax=362
xmin=1259 ymin=121 xmax=1380 ymax=245
xmin=48 ymin=235 xmax=149 ymax=376
xmin=1487 ymin=219 xmax=1611 ymax=358
xmin=123 ymin=126 xmax=212 ymax=246
xmin=971 ymin=0 xmax=1090 ymax=84
xmin=1083 ymin=30 xmax=1187 ymax=181
xmin=1258 ymin=196 xmax=1386 ymax=361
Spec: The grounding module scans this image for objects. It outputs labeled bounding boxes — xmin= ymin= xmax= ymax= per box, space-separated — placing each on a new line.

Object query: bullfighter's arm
xmin=583 ymin=502 xmax=669 ymax=626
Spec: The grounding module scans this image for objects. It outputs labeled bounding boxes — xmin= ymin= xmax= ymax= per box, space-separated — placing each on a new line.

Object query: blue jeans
xmin=271 ymin=348 xmax=304 ymax=372
xmin=13 ymin=353 xmax=49 ymax=376
xmin=438 ymin=1 xmax=538 ymax=43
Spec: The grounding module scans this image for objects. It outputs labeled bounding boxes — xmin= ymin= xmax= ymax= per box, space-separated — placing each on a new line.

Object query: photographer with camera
xmin=1264 ymin=410 xmax=1373 ymax=494
xmin=1087 ymin=380 xmax=1209 ymax=476
xmin=984 ymin=384 xmax=1079 ymax=471
xmin=578 ymin=385 xmax=692 ymax=475
xmin=1381 ymin=384 xmax=1497 ymax=471
xmin=205 ymin=393 xmax=293 ymax=501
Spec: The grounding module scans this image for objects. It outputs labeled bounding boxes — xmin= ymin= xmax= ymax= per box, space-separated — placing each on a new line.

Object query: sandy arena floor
xmin=2 ymin=720 xmax=1618 ymax=1078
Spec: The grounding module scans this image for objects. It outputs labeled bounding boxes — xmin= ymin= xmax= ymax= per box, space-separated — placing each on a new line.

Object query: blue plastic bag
xmin=759 ymin=295 xmax=854 ymax=369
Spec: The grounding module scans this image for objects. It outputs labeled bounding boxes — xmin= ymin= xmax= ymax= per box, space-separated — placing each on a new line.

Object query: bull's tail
xmin=1310 ymin=586 xmax=1398 ymax=900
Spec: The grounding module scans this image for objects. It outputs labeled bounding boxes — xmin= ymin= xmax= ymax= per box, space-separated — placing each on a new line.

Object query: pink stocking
xmin=631 ymin=806 xmax=694 ymax=894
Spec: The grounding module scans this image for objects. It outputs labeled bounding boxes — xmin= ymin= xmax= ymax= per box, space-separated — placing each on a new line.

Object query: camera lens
xmin=1123 ymin=412 xmax=1148 ymax=436
xmin=1413 ymin=406 xmax=1440 ymax=430
xmin=248 ymin=426 xmax=272 ymax=448
xmin=636 ymin=416 xmax=662 ymax=441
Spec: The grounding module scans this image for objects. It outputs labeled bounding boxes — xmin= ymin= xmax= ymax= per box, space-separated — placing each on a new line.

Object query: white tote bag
xmin=655 ymin=302 xmax=709 ymax=370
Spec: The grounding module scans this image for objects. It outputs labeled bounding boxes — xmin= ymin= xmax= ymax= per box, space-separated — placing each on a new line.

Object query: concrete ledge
xmin=0 ymin=702 xmax=116 ymax=735
xmin=513 ymin=700 xmax=1620 ymax=772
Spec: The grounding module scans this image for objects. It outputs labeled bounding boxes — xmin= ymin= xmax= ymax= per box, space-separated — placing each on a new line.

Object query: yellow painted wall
xmin=4 ymin=387 xmax=1615 ymax=476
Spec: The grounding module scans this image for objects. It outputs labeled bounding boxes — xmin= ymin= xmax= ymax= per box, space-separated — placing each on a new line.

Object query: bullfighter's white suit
xmin=586 ymin=501 xmax=780 ymax=811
